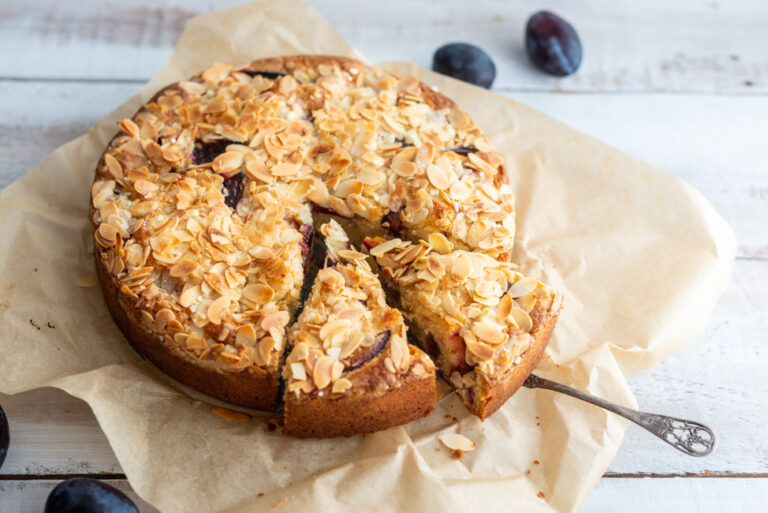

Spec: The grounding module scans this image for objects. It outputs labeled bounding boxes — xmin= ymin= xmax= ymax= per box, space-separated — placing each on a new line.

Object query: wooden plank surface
xmin=1 ymin=0 xmax=766 ymax=511
xmin=0 ymin=0 xmax=767 ymax=93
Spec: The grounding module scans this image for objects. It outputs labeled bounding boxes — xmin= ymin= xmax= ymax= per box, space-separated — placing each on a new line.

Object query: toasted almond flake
xmin=466 ymin=340 xmax=494 ymax=361
xmin=509 ymin=306 xmax=533 ymax=332
xmin=162 ymin=143 xmax=186 ymax=162
xmin=248 ymin=246 xmax=275 ymax=260
xmin=170 ymin=260 xmax=199 ymax=278
xmin=207 ymin=296 xmax=230 ymax=325
xmin=332 ymin=378 xmax=352 ymax=394
xmin=313 ymin=355 xmax=335 ymax=389
xmin=328 ymin=196 xmax=354 ymax=218
xmin=307 ymin=178 xmax=330 ymax=205
xmin=134 ymin=180 xmax=158 ymax=198
xmin=508 ymin=277 xmax=538 ymax=298
xmin=257 ymin=337 xmax=276 ymax=366
xmin=211 ymin=407 xmax=250 ymax=423
xmin=118 ymin=118 xmax=140 ymax=138
xmin=202 ymin=64 xmax=233 ymax=84
xmin=179 ymin=285 xmax=200 ymax=308
xmin=290 ymin=362 xmax=307 ymax=381
xmin=243 ymin=283 xmax=275 ymax=305
xmin=154 ymin=308 xmax=175 ymax=331
xmin=98 ymin=223 xmax=118 ymax=243
xmin=391 ymin=160 xmax=417 ymax=178
xmin=427 ymin=163 xmax=452 ymax=190
xmin=270 ymin=161 xmax=300 ymax=176
xmin=235 ymin=325 xmax=257 ymax=346
xmin=439 ymin=433 xmax=475 ymax=452
xmin=428 ymin=233 xmax=453 ymax=254
xmin=516 ymin=293 xmax=537 ymax=313
xmin=103 ymin=153 xmax=123 ymax=180
xmin=331 ymin=360 xmax=344 ymax=381
xmin=319 ymin=319 xmax=352 ymax=342
xmin=450 ymin=253 xmax=472 ymax=281
xmin=471 ymin=321 xmax=506 ymax=345
xmin=76 ymin=274 xmax=99 ymax=287
xmin=498 ymin=293 xmax=513 ymax=321
xmin=369 ymin=238 xmax=403 ymax=258
xmin=212 ymin=151 xmax=244 ymax=174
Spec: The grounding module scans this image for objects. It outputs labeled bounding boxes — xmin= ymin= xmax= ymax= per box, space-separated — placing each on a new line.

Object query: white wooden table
xmin=1 ymin=1 xmax=767 ymax=511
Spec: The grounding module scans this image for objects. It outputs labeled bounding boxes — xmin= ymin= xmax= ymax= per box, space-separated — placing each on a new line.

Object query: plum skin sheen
xmin=525 ymin=11 xmax=583 ymax=77
xmin=432 ymin=43 xmax=496 ymax=89
xmin=45 ymin=478 xmax=139 ymax=513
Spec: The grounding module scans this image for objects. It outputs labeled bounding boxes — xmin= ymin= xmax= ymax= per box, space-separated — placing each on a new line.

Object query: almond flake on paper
xmin=438 ymin=432 xmax=476 ymax=452
xmin=76 ymin=274 xmax=99 ymax=287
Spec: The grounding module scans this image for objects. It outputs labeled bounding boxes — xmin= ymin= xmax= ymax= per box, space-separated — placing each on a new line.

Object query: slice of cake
xmin=364 ymin=235 xmax=562 ymax=419
xmin=282 ymin=221 xmax=436 ymax=437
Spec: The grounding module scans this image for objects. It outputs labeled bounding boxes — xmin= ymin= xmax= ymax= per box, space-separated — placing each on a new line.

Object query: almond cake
xmin=90 ymin=55 xmax=561 ymax=437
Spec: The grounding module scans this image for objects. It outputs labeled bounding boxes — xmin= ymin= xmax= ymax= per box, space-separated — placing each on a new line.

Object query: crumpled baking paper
xmin=0 ymin=1 xmax=736 ymax=512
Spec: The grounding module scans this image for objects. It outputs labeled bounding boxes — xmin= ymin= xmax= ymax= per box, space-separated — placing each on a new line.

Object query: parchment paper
xmin=0 ymin=1 xmax=736 ymax=512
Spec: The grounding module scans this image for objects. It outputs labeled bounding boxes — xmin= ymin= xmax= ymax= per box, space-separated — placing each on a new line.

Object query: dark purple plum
xmin=192 ymin=138 xmax=237 ymax=165
xmin=432 ymin=43 xmax=496 ymax=88
xmin=0 ymin=404 xmax=8 ymax=470
xmin=45 ymin=478 xmax=139 ymax=513
xmin=242 ymin=70 xmax=287 ymax=80
xmin=525 ymin=11 xmax=582 ymax=77
xmin=222 ymin=172 xmax=245 ymax=209
xmin=345 ymin=330 xmax=391 ymax=371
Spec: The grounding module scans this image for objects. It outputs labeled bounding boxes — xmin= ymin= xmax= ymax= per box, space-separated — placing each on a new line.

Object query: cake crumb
xmin=526 ymin=469 xmax=531 ymax=475
xmin=450 ymin=449 xmax=463 ymax=460
xmin=537 ymin=491 xmax=546 ymax=499
xmin=257 ymin=493 xmax=264 ymax=498
xmin=29 ymin=319 xmax=41 ymax=330
xmin=533 ymin=460 xmax=540 ymax=465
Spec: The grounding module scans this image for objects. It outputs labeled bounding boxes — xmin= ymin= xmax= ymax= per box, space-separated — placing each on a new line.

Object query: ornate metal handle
xmin=523 ymin=374 xmax=716 ymax=457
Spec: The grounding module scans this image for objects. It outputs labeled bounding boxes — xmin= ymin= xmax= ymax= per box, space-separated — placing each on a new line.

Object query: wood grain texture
xmin=0 ymin=0 xmax=766 ymax=93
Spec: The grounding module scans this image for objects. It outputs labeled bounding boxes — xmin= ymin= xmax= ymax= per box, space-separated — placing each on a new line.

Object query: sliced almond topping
xmin=507 ymin=277 xmax=539 ymax=298
xmin=212 ymin=151 xmax=244 ymax=174
xmin=391 ymin=160 xmax=417 ymax=178
xmin=118 ymin=118 xmax=140 ymax=138
xmin=236 ymin=325 xmax=257 ymax=346
xmin=211 ymin=407 xmax=250 ymax=423
xmin=332 ymin=378 xmax=353 ymax=394
xmin=270 ymin=161 xmax=300 ymax=176
xmin=170 ymin=260 xmax=199 ymax=278
xmin=161 ymin=143 xmax=186 ymax=162
xmin=248 ymin=246 xmax=275 ymax=260
xmin=450 ymin=253 xmax=472 ymax=281
xmin=257 ymin=336 xmax=276 ymax=366
xmin=103 ymin=153 xmax=123 ymax=180
xmin=307 ymin=178 xmax=330 ymax=205
xmin=369 ymin=238 xmax=403 ymax=258
xmin=134 ymin=180 xmax=158 ymax=198
xmin=509 ymin=306 xmax=533 ymax=333
xmin=331 ymin=360 xmax=344 ymax=381
xmin=319 ymin=319 xmax=352 ymax=343
xmin=427 ymin=163 xmax=452 ymax=190
xmin=516 ymin=293 xmax=537 ymax=313
xmin=471 ymin=321 xmax=506 ymax=345
xmin=98 ymin=223 xmax=118 ymax=243
xmin=207 ymin=296 xmax=230 ymax=325
xmin=242 ymin=283 xmax=275 ymax=305
xmin=179 ymin=285 xmax=200 ymax=308
xmin=498 ymin=293 xmax=513 ymax=321
xmin=312 ymin=355 xmax=335 ymax=389
xmin=438 ymin=433 xmax=475 ymax=452
xmin=328 ymin=196 xmax=354 ymax=217
xmin=202 ymin=63 xmax=233 ymax=84
xmin=290 ymin=362 xmax=307 ymax=381
xmin=466 ymin=340 xmax=494 ymax=361
xmin=428 ymin=233 xmax=453 ymax=254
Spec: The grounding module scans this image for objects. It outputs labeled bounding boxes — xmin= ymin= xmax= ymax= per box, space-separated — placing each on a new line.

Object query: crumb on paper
xmin=211 ymin=407 xmax=250 ymax=423
xmin=257 ymin=493 xmax=264 ymax=498
xmin=434 ymin=447 xmax=441 ymax=452
xmin=29 ymin=319 xmax=41 ymax=330
xmin=526 ymin=469 xmax=531 ymax=475
xmin=76 ymin=274 xmax=99 ymax=287
xmin=272 ymin=497 xmax=287 ymax=508
xmin=537 ymin=491 xmax=546 ymax=499
xmin=450 ymin=449 xmax=463 ymax=460
xmin=533 ymin=460 xmax=540 ymax=465
xmin=46 ymin=322 xmax=56 ymax=329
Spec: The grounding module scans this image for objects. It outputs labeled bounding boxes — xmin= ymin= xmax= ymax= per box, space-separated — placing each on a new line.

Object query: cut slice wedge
xmin=364 ymin=236 xmax=563 ymax=419
xmin=282 ymin=221 xmax=436 ymax=438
